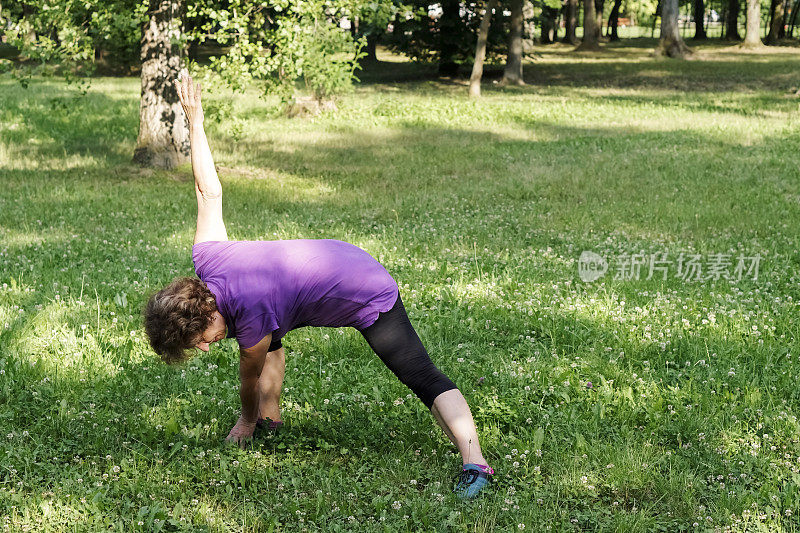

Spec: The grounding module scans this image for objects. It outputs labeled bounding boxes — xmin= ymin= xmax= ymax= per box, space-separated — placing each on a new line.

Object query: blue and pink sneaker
xmin=256 ymin=418 xmax=284 ymax=432
xmin=453 ymin=463 xmax=494 ymax=499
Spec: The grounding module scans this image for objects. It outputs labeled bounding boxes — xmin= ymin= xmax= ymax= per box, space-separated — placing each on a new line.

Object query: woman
xmin=143 ymin=74 xmax=493 ymax=499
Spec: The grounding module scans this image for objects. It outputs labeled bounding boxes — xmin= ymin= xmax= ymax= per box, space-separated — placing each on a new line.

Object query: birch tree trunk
xmin=655 ymin=0 xmax=692 ymax=57
xmin=743 ymin=0 xmax=764 ymax=46
xmin=133 ymin=0 xmax=189 ymax=169
xmin=469 ymin=0 xmax=497 ymax=98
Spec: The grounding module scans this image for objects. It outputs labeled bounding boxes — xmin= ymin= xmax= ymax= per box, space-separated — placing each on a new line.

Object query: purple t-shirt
xmin=192 ymin=239 xmax=399 ymax=349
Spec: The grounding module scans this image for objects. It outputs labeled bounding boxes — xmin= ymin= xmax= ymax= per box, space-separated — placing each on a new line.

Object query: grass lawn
xmin=2 ymin=39 xmax=800 ymax=531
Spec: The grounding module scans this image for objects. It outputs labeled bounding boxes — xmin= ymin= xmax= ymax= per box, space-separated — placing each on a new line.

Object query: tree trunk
xmin=503 ymin=0 xmax=525 ymax=84
xmin=725 ymin=0 xmax=742 ymax=39
xmin=541 ymin=6 xmax=558 ymax=43
xmin=788 ymin=0 xmax=800 ymax=36
xmin=607 ymin=0 xmax=623 ymax=40
xmin=133 ymin=0 xmax=189 ymax=169
xmin=576 ymin=0 xmax=601 ymax=49
xmin=766 ymin=0 xmax=785 ymax=42
xmin=17 ymin=3 xmax=38 ymax=59
xmin=742 ymin=0 xmax=763 ymax=45
xmin=469 ymin=0 xmax=498 ymax=97
xmin=564 ymin=0 xmax=579 ymax=43
xmin=693 ymin=0 xmax=708 ymax=38
xmin=365 ymin=33 xmax=379 ymax=61
xmin=780 ymin=0 xmax=789 ymax=37
xmin=595 ymin=0 xmax=605 ymax=39
xmin=652 ymin=0 xmax=661 ymax=37
xmin=439 ymin=0 xmax=461 ymax=76
xmin=655 ymin=0 xmax=693 ymax=56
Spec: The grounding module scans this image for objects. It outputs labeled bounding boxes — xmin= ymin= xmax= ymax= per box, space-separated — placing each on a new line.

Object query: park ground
xmin=2 ymin=39 xmax=800 ymax=531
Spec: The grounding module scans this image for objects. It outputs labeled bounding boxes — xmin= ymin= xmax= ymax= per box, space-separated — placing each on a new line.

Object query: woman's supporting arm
xmin=225 ymin=334 xmax=273 ymax=447
xmin=174 ymin=72 xmax=228 ymax=245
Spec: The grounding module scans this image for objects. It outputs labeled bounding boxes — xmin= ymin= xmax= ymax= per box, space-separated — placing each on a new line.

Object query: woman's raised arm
xmin=174 ymin=72 xmax=228 ymax=245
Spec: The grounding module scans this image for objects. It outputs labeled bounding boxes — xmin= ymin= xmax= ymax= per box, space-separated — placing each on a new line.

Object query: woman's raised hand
xmin=174 ymin=70 xmax=204 ymax=126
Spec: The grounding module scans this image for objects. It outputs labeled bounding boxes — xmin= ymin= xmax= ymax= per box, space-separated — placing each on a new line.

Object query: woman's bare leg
xmin=258 ymin=347 xmax=285 ymax=421
xmin=430 ymin=389 xmax=488 ymax=467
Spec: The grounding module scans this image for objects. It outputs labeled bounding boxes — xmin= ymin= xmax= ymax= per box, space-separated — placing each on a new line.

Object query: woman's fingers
xmin=183 ymin=73 xmax=191 ymax=102
xmin=186 ymin=75 xmax=195 ymax=102
xmin=195 ymin=82 xmax=202 ymax=104
xmin=173 ymin=79 xmax=184 ymax=105
xmin=177 ymin=75 xmax=188 ymax=106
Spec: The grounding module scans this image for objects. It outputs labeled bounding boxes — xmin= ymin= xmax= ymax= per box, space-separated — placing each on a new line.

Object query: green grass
xmin=2 ymin=40 xmax=800 ymax=531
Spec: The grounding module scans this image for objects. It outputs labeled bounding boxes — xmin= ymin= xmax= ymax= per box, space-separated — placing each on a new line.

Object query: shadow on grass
xmin=0 ymin=80 xmax=137 ymax=168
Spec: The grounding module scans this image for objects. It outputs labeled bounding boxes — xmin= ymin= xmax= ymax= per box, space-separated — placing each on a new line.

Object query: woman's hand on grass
xmin=225 ymin=416 xmax=256 ymax=448
xmin=174 ymin=71 xmax=204 ymax=126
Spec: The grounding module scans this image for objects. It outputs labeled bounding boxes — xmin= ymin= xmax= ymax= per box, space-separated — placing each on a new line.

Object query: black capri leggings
xmin=356 ymin=292 xmax=459 ymax=409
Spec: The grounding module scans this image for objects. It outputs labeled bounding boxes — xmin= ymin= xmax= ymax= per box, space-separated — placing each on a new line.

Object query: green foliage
xmin=1 ymin=0 xmax=145 ymax=79
xmin=299 ymin=21 xmax=366 ymax=99
xmin=387 ymin=0 xmax=512 ymax=66
xmin=3 ymin=0 xmax=367 ymax=103
xmin=349 ymin=0 xmax=406 ymax=38
xmin=187 ymin=0 xmax=367 ymax=103
xmin=625 ymin=0 xmax=660 ymax=27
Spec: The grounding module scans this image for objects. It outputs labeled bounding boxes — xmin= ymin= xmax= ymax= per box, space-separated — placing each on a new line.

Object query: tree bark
xmin=652 ymin=0 xmax=661 ymax=37
xmin=564 ymin=0 xmax=579 ymax=43
xmin=725 ymin=0 xmax=742 ymax=39
xmin=439 ymin=0 xmax=461 ymax=76
xmin=742 ymin=0 xmax=764 ymax=45
xmin=541 ymin=6 xmax=559 ymax=43
xmin=788 ymin=0 xmax=800 ymax=36
xmin=365 ymin=33 xmax=379 ymax=61
xmin=576 ymin=0 xmax=601 ymax=49
xmin=655 ymin=0 xmax=693 ymax=56
xmin=469 ymin=0 xmax=498 ymax=97
xmin=594 ymin=0 xmax=605 ymax=39
xmin=766 ymin=0 xmax=785 ymax=43
xmin=607 ymin=0 xmax=623 ymax=40
xmin=133 ymin=0 xmax=189 ymax=169
xmin=503 ymin=0 xmax=525 ymax=84
xmin=693 ymin=0 xmax=708 ymax=38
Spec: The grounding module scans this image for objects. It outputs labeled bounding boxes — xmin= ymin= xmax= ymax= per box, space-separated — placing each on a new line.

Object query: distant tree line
xmin=0 ymin=0 xmax=795 ymax=165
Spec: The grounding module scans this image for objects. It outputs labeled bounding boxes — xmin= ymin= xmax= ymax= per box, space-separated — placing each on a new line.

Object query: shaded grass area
xmin=1 ymin=45 xmax=800 ymax=531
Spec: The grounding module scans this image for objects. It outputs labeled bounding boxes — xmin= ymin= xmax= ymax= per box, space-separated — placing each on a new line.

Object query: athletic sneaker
xmin=256 ymin=418 xmax=284 ymax=432
xmin=453 ymin=463 xmax=494 ymax=499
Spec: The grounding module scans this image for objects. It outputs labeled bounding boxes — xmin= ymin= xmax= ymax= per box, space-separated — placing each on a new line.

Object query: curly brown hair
xmin=143 ymin=277 xmax=218 ymax=365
